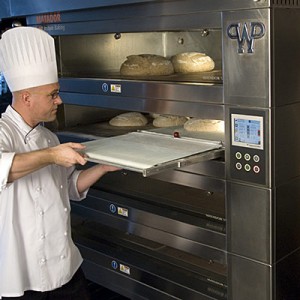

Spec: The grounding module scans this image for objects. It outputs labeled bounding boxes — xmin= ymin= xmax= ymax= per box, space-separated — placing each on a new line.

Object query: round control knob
xmin=235 ymin=152 xmax=242 ymax=160
xmin=253 ymin=155 xmax=260 ymax=163
xmin=253 ymin=165 xmax=261 ymax=174
xmin=244 ymin=153 xmax=251 ymax=161
xmin=236 ymin=162 xmax=242 ymax=170
xmin=244 ymin=164 xmax=251 ymax=172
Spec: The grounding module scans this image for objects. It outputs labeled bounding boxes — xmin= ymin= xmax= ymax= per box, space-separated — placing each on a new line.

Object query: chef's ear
xmin=20 ymin=90 xmax=32 ymax=106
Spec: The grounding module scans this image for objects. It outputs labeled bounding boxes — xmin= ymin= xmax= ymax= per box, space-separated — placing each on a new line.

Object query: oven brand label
xmin=36 ymin=12 xmax=61 ymax=24
xmin=227 ymin=22 xmax=265 ymax=54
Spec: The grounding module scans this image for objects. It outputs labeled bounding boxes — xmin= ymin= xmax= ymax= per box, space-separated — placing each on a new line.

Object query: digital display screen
xmin=231 ymin=114 xmax=264 ymax=149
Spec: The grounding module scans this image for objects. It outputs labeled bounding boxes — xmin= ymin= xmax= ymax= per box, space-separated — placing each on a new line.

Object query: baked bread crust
xmin=184 ymin=119 xmax=224 ymax=132
xmin=171 ymin=52 xmax=215 ymax=74
xmin=109 ymin=112 xmax=148 ymax=127
xmin=120 ymin=54 xmax=174 ymax=76
xmin=153 ymin=115 xmax=188 ymax=128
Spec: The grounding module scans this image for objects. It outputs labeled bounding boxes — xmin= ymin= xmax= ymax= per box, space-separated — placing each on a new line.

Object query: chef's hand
xmin=50 ymin=142 xmax=87 ymax=167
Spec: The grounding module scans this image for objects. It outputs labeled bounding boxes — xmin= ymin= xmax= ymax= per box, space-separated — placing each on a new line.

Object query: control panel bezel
xmin=229 ymin=109 xmax=268 ymax=186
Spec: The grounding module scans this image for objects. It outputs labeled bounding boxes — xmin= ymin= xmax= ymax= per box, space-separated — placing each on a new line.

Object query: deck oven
xmin=22 ymin=1 xmax=300 ymax=299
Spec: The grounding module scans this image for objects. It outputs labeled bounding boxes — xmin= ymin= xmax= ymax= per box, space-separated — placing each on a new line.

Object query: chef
xmin=0 ymin=27 xmax=119 ymax=299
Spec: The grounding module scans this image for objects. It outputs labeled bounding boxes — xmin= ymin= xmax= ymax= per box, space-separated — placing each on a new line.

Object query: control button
xmin=235 ymin=162 xmax=242 ymax=170
xmin=235 ymin=152 xmax=242 ymax=160
xmin=244 ymin=164 xmax=251 ymax=172
xmin=253 ymin=155 xmax=260 ymax=163
xmin=253 ymin=165 xmax=261 ymax=174
xmin=244 ymin=153 xmax=251 ymax=161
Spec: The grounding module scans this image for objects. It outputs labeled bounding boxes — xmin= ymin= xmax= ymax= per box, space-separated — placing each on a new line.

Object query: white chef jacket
xmin=0 ymin=105 xmax=88 ymax=298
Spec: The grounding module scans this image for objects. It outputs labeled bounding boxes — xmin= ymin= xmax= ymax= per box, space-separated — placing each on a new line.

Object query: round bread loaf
xmin=109 ymin=112 xmax=148 ymax=127
xmin=184 ymin=119 xmax=224 ymax=132
xmin=120 ymin=54 xmax=174 ymax=76
xmin=149 ymin=113 xmax=161 ymax=119
xmin=153 ymin=115 xmax=188 ymax=128
xmin=171 ymin=52 xmax=215 ymax=74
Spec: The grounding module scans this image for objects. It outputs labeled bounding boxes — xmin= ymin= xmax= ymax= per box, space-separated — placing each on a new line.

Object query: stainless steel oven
xmin=19 ymin=1 xmax=300 ymax=299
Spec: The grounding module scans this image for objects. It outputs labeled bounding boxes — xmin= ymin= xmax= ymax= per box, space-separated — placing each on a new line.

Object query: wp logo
xmin=227 ymin=22 xmax=266 ymax=54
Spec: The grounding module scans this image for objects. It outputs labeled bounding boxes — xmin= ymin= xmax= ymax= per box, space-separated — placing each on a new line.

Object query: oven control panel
xmin=229 ymin=111 xmax=267 ymax=185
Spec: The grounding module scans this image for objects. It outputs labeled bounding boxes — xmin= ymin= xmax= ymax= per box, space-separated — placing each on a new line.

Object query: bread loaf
xmin=120 ymin=54 xmax=174 ymax=76
xmin=109 ymin=112 xmax=148 ymax=127
xmin=149 ymin=113 xmax=161 ymax=119
xmin=153 ymin=115 xmax=188 ymax=128
xmin=184 ymin=119 xmax=224 ymax=132
xmin=171 ymin=52 xmax=215 ymax=74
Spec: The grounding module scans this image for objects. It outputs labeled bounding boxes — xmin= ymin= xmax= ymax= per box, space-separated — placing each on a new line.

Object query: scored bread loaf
xmin=153 ymin=115 xmax=188 ymax=128
xmin=184 ymin=119 xmax=224 ymax=132
xmin=109 ymin=112 xmax=148 ymax=127
xmin=171 ymin=52 xmax=215 ymax=74
xmin=120 ymin=54 xmax=174 ymax=76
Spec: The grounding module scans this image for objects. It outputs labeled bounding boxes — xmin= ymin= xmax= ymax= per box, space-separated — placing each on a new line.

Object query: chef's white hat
xmin=0 ymin=27 xmax=58 ymax=92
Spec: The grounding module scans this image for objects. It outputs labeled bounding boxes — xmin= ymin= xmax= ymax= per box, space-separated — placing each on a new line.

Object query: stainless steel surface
xmin=274 ymin=102 xmax=300 ymax=185
xmin=14 ymin=0 xmax=275 ymax=20
xmin=227 ymin=182 xmax=272 ymax=264
xmin=228 ymin=255 xmax=272 ymax=300
xmin=59 ymin=86 xmax=224 ymax=120
xmin=72 ymin=193 xmax=227 ymax=264
xmin=223 ymin=9 xmax=270 ymax=108
xmin=16 ymin=1 xmax=300 ymax=299
xmin=273 ymin=8 xmax=300 ymax=106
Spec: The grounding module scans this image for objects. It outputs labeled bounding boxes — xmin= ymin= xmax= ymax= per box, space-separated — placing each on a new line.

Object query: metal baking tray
xmin=82 ymin=131 xmax=223 ymax=177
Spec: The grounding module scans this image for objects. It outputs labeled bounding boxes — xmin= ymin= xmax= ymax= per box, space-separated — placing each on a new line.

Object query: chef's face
xmin=29 ymin=83 xmax=62 ymax=125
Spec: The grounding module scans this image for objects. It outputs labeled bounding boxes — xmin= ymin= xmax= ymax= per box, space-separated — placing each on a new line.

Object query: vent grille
xmin=272 ymin=0 xmax=300 ymax=6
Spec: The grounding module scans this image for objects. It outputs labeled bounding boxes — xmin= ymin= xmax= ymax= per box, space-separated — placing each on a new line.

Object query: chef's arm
xmin=76 ymin=164 xmax=121 ymax=194
xmin=8 ymin=142 xmax=87 ymax=182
